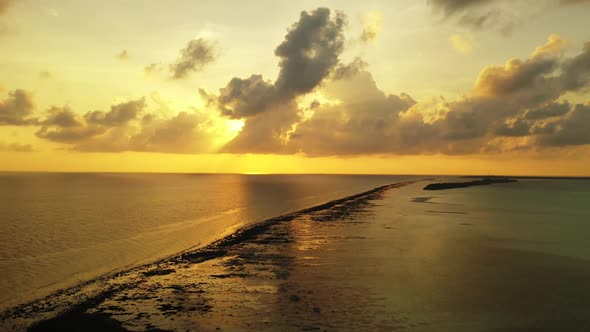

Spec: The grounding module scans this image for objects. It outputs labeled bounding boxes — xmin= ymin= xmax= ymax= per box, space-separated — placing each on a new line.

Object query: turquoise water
xmin=422 ymin=178 xmax=590 ymax=260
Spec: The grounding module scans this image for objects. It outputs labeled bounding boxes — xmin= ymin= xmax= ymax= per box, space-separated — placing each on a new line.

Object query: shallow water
xmin=5 ymin=178 xmax=590 ymax=331
xmin=0 ymin=173 xmax=415 ymax=311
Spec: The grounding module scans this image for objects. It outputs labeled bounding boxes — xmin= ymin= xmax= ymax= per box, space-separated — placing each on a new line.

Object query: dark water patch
xmin=412 ymin=196 xmax=436 ymax=203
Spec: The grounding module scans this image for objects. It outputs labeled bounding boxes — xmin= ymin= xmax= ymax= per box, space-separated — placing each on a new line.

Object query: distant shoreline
xmin=461 ymin=175 xmax=590 ymax=180
xmin=424 ymin=177 xmax=517 ymax=190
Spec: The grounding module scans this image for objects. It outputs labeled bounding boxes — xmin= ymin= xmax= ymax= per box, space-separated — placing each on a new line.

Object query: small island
xmin=424 ymin=177 xmax=517 ymax=191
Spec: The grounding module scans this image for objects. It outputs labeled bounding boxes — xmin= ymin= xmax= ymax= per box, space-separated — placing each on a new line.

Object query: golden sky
xmin=1 ymin=0 xmax=589 ymax=175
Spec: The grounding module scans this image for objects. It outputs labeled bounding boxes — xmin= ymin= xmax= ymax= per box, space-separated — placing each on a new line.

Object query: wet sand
xmin=3 ymin=181 xmax=590 ymax=331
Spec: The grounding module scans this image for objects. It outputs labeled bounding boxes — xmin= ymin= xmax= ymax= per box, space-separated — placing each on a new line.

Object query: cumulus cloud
xmin=36 ymin=99 xmax=145 ymax=144
xmin=205 ymin=7 xmax=348 ymax=153
xmin=34 ymin=97 xmax=224 ymax=153
xmin=0 ymin=89 xmax=37 ymax=125
xmin=274 ymin=8 xmax=346 ymax=98
xmin=85 ymin=98 xmax=145 ymax=126
xmin=212 ymin=32 xmax=590 ymax=156
xmin=170 ymin=38 xmax=218 ymax=79
xmin=214 ymin=75 xmax=278 ymax=119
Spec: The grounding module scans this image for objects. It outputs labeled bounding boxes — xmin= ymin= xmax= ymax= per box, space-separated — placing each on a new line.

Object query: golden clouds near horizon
xmin=1 ymin=2 xmax=590 ymax=174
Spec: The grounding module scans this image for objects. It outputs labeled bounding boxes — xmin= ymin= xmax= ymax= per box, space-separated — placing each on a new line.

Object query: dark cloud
xmin=36 ymin=99 xmax=145 ymax=144
xmin=0 ymin=89 xmax=37 ymax=125
xmin=524 ymin=101 xmax=570 ymax=120
xmin=538 ymin=103 xmax=590 ymax=146
xmin=427 ymin=0 xmax=519 ymax=34
xmin=36 ymin=107 xmax=105 ymax=143
xmin=42 ymin=106 xmax=84 ymax=127
xmin=34 ymin=98 xmax=218 ymax=153
xmin=427 ymin=0 xmax=590 ymax=35
xmin=210 ymin=8 xmax=348 ymax=152
xmin=495 ymin=118 xmax=533 ymax=137
xmin=0 ymin=141 xmax=34 ymax=152
xmin=215 ymin=75 xmax=277 ymax=119
xmin=428 ymin=0 xmax=493 ymax=17
xmin=170 ymin=38 xmax=218 ymax=79
xmin=274 ymin=8 xmax=346 ymax=99
xmin=560 ymin=42 xmax=590 ymax=91
xmin=85 ymin=98 xmax=145 ymax=126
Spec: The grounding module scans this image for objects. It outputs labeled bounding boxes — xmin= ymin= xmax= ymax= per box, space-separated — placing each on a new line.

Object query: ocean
xmin=2 ymin=174 xmax=590 ymax=331
xmin=0 ymin=173 xmax=416 ymax=311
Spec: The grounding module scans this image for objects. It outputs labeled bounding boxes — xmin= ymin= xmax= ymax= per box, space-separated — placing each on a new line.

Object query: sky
xmin=1 ymin=0 xmax=589 ymax=175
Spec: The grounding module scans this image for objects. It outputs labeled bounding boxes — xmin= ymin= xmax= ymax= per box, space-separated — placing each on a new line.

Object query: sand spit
xmin=1 ymin=182 xmax=410 ymax=331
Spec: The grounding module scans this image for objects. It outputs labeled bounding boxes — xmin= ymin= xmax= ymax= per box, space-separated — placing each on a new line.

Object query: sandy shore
xmin=3 ymin=180 xmax=590 ymax=331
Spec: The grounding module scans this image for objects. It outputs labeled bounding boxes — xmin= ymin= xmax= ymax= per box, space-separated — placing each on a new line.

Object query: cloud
xmin=428 ymin=0 xmax=492 ymax=17
xmin=287 ymin=71 xmax=417 ymax=155
xmin=428 ymin=0 xmax=518 ymax=34
xmin=116 ymin=50 xmax=130 ymax=60
xmin=531 ymin=34 xmax=568 ymax=59
xmin=127 ymin=111 xmax=219 ymax=153
xmin=523 ymin=100 xmax=570 ymax=120
xmin=34 ymin=97 xmax=224 ymax=153
xmin=170 ymin=38 xmax=218 ymax=79
xmin=537 ymin=103 xmax=590 ymax=146
xmin=560 ymin=42 xmax=590 ymax=91
xmin=0 ymin=89 xmax=37 ymax=125
xmin=450 ymin=34 xmax=473 ymax=54
xmin=209 ymin=8 xmax=347 ymax=153
xmin=39 ymin=70 xmax=52 ymax=79
xmin=0 ymin=141 xmax=34 ymax=152
xmin=85 ymin=98 xmax=145 ymax=126
xmin=428 ymin=0 xmax=590 ymax=34
xmin=36 ymin=99 xmax=145 ymax=143
xmin=213 ymin=33 xmax=590 ymax=156
xmin=360 ymin=11 xmax=382 ymax=43
xmin=144 ymin=63 xmax=163 ymax=77
xmin=274 ymin=8 xmax=346 ymax=99
xmin=214 ymin=75 xmax=278 ymax=119
xmin=331 ymin=57 xmax=369 ymax=80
